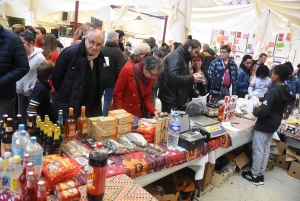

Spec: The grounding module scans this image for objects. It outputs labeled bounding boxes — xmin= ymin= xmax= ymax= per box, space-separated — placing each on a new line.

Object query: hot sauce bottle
xmin=65 ymin=108 xmax=76 ymax=141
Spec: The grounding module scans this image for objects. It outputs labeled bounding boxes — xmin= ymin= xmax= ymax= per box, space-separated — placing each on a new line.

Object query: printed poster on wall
xmin=219 ymin=30 xmax=224 ymax=35
xmin=269 ymin=42 xmax=274 ymax=47
xmin=234 ymin=39 xmax=239 ymax=44
xmin=217 ymin=36 xmax=221 ymax=43
xmin=221 ymin=36 xmax=228 ymax=41
xmin=286 ymin=33 xmax=291 ymax=41
xmin=232 ymin=46 xmax=236 ymax=52
xmin=211 ymin=40 xmax=216 ymax=46
xmin=237 ymin=32 xmax=241 ymax=38
xmin=227 ymin=42 xmax=232 ymax=47
xmin=278 ymin=33 xmax=284 ymax=42
xmin=243 ymin=34 xmax=248 ymax=39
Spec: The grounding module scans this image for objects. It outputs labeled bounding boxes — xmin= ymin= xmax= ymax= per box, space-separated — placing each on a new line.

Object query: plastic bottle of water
xmin=13 ymin=131 xmax=30 ymax=161
xmin=6 ymin=157 xmax=14 ymax=189
xmin=167 ymin=114 xmax=181 ymax=151
xmin=24 ymin=137 xmax=43 ymax=177
xmin=12 ymin=124 xmax=29 ymax=155
xmin=7 ymin=155 xmax=23 ymax=193
xmin=0 ymin=158 xmax=5 ymax=190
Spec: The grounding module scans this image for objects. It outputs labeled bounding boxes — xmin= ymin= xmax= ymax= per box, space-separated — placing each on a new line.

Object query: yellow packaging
xmin=97 ymin=116 xmax=118 ymax=129
xmin=116 ymin=124 xmax=132 ymax=135
xmin=88 ymin=117 xmax=99 ymax=128
xmin=115 ymin=113 xmax=133 ymax=125
xmin=108 ymin=109 xmax=127 ymax=116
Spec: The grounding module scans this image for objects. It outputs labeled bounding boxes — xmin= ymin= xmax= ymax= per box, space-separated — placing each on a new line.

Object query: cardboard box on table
xmin=116 ymin=123 xmax=132 ymax=137
xmin=97 ymin=116 xmax=118 ymax=129
xmin=114 ymin=113 xmax=133 ymax=125
xmin=200 ymin=163 xmax=215 ymax=192
xmin=144 ymin=179 xmax=179 ymax=201
xmin=88 ymin=123 xmax=117 ymax=141
xmin=211 ymin=152 xmax=249 ymax=187
xmin=108 ymin=109 xmax=127 ymax=116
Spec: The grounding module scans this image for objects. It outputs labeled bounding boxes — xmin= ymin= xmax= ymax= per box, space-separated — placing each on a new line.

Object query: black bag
xmin=132 ymin=65 xmax=150 ymax=118
xmin=211 ymin=77 xmax=223 ymax=91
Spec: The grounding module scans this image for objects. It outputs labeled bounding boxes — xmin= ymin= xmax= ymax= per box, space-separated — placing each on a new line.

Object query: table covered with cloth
xmin=106 ymin=134 xmax=232 ymax=179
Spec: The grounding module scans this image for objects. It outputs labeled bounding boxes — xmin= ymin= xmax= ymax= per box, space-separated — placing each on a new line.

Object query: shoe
xmin=258 ymin=175 xmax=264 ymax=185
xmin=241 ymin=171 xmax=260 ymax=186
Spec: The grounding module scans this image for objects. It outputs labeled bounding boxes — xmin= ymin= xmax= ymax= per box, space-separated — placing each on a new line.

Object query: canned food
xmin=57 ymin=187 xmax=81 ymax=201
xmin=55 ymin=180 xmax=78 ymax=193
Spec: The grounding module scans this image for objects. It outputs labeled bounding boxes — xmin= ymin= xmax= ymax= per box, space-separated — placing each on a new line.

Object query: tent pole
xmin=162 ymin=16 xmax=168 ymax=43
xmin=74 ymin=0 xmax=79 ymax=32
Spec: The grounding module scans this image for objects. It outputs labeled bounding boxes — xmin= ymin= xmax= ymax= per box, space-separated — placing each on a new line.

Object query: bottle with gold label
xmin=77 ymin=106 xmax=88 ymax=139
xmin=65 ymin=108 xmax=76 ymax=141
xmin=1 ymin=118 xmax=13 ymax=157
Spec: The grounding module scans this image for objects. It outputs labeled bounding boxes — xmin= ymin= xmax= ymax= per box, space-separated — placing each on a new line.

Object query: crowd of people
xmin=1 ymin=23 xmax=300 ymax=123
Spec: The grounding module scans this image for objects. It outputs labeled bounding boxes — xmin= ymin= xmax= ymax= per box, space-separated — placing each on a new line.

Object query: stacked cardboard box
xmin=286 ymin=146 xmax=300 ymax=180
xmin=109 ymin=110 xmax=132 ymax=138
xmin=154 ymin=117 xmax=170 ymax=144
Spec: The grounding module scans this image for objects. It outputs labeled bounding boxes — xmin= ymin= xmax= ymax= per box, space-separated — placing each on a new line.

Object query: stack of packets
xmin=87 ymin=109 xmax=132 ymax=141
xmin=154 ymin=117 xmax=171 ymax=144
xmin=219 ymin=95 xmax=237 ymax=121
xmin=135 ymin=119 xmax=156 ymax=143
xmin=52 ymin=179 xmax=82 ymax=201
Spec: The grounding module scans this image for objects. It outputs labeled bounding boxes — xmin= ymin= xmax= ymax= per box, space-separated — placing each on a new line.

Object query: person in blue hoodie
xmin=285 ymin=61 xmax=300 ymax=102
xmin=237 ymin=55 xmax=252 ymax=98
xmin=242 ymin=64 xmax=292 ymax=186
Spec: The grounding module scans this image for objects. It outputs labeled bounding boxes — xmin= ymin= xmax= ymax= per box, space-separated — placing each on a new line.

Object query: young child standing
xmin=248 ymin=65 xmax=272 ymax=101
xmin=242 ymin=64 xmax=292 ymax=185
xmin=27 ymin=60 xmax=55 ymax=121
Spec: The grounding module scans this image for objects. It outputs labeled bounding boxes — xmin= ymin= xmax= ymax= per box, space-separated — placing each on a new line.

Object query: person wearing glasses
xmin=208 ymin=44 xmax=238 ymax=100
xmin=237 ymin=55 xmax=253 ymax=98
xmin=52 ymin=29 xmax=105 ymax=119
xmin=100 ymin=31 xmax=126 ymax=116
xmin=112 ymin=56 xmax=164 ymax=118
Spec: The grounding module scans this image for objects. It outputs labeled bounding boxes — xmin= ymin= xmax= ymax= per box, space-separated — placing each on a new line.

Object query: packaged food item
xmin=103 ymin=139 xmax=129 ymax=154
xmin=141 ymin=144 xmax=166 ymax=157
xmin=55 ymin=179 xmax=78 ymax=193
xmin=116 ymin=136 xmax=138 ymax=152
xmin=42 ymin=156 xmax=81 ymax=184
xmin=56 ymin=187 xmax=81 ymax=201
xmin=116 ymin=124 xmax=132 ymax=136
xmin=61 ymin=140 xmax=89 ymax=157
xmin=97 ymin=116 xmax=118 ymax=129
xmin=108 ymin=109 xmax=127 ymax=117
xmin=114 ymin=113 xmax=133 ymax=125
xmin=126 ymin=133 xmax=148 ymax=147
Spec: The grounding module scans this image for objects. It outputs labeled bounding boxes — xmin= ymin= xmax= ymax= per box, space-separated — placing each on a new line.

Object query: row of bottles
xmin=0 ymin=154 xmax=46 ymax=201
xmin=65 ymin=106 xmax=88 ymax=140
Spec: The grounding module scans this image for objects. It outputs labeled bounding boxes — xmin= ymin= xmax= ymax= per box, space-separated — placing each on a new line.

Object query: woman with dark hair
xmin=112 ymin=56 xmax=164 ymax=118
xmin=237 ymin=55 xmax=252 ymax=98
xmin=42 ymin=33 xmax=59 ymax=64
xmin=17 ymin=31 xmax=45 ymax=125
xmin=115 ymin=30 xmax=125 ymax=52
xmin=248 ymin=64 xmax=271 ymax=101
xmin=34 ymin=26 xmax=46 ymax=48
xmin=189 ymin=53 xmax=211 ymax=99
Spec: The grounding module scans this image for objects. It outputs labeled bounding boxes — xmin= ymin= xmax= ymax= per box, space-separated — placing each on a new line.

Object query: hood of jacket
xmin=274 ymin=84 xmax=292 ymax=102
xmin=105 ymin=41 xmax=118 ymax=48
xmin=28 ymin=47 xmax=44 ymax=59
xmin=203 ymin=48 xmax=216 ymax=56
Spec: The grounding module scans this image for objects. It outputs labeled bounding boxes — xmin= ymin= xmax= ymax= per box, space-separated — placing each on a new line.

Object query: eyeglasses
xmin=87 ymin=39 xmax=102 ymax=49
xmin=245 ymin=62 xmax=253 ymax=65
xmin=148 ymin=69 xmax=159 ymax=77
xmin=220 ymin=51 xmax=228 ymax=54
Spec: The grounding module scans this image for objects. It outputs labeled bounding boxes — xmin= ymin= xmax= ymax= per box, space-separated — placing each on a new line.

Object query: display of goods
xmin=116 ymin=136 xmax=139 ymax=152
xmin=103 ymin=139 xmax=130 ymax=154
xmin=135 ymin=124 xmax=155 ymax=142
xmin=126 ymin=133 xmax=148 ymax=147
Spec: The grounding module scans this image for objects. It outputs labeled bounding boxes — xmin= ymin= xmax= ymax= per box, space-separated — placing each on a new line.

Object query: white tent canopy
xmin=1 ymin=0 xmax=299 ymax=64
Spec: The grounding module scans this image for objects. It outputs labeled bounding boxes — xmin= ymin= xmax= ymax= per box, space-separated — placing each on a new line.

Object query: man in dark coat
xmin=52 ymin=29 xmax=105 ymax=119
xmin=0 ymin=25 xmax=29 ymax=118
xmin=202 ymin=44 xmax=216 ymax=71
xmin=100 ymin=31 xmax=126 ymax=116
xmin=158 ymin=39 xmax=203 ymax=113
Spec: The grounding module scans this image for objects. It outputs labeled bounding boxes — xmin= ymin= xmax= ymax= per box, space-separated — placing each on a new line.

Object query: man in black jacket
xmin=0 ymin=25 xmax=29 ymax=119
xmin=202 ymin=44 xmax=216 ymax=71
xmin=52 ymin=29 xmax=105 ymax=119
xmin=158 ymin=39 xmax=203 ymax=113
xmin=242 ymin=64 xmax=292 ymax=185
xmin=100 ymin=31 xmax=126 ymax=116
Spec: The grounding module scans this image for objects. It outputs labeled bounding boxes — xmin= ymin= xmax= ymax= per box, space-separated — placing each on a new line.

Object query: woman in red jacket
xmin=112 ymin=56 xmax=164 ymax=118
xmin=42 ymin=33 xmax=59 ymax=64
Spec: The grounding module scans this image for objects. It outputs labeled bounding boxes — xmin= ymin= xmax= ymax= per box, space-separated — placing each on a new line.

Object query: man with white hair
xmin=100 ymin=31 xmax=126 ymax=116
xmin=52 ymin=29 xmax=105 ymax=119
xmin=125 ymin=43 xmax=150 ymax=66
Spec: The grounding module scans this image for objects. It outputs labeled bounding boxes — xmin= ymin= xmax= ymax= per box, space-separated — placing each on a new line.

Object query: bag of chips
xmin=126 ymin=133 xmax=148 ymax=147
xmin=116 ymin=136 xmax=139 ymax=152
xmin=135 ymin=124 xmax=155 ymax=142
xmin=103 ymin=139 xmax=130 ymax=154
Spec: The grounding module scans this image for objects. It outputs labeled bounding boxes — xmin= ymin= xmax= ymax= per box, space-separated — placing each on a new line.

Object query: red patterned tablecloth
xmin=47 ymin=174 xmax=157 ymax=201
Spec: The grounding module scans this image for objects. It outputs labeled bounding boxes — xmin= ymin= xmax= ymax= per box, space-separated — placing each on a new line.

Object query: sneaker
xmin=258 ymin=175 xmax=264 ymax=185
xmin=241 ymin=171 xmax=260 ymax=186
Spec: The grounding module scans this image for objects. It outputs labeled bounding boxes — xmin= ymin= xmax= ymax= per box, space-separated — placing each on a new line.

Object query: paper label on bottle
xmin=5 ymin=127 xmax=12 ymax=132
xmin=27 ymin=121 xmax=33 ymax=128
xmin=13 ymin=147 xmax=24 ymax=159
xmin=82 ymin=123 xmax=88 ymax=134
xmin=10 ymin=178 xmax=19 ymax=192
xmin=29 ymin=154 xmax=43 ymax=167
xmin=69 ymin=125 xmax=76 ymax=137
xmin=1 ymin=142 xmax=12 ymax=157
xmin=86 ymin=164 xmax=107 ymax=195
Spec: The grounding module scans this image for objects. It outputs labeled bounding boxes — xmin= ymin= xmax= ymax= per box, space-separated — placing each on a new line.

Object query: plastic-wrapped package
xmin=103 ymin=139 xmax=130 ymax=154
xmin=116 ymin=135 xmax=139 ymax=152
xmin=186 ymin=94 xmax=209 ymax=116
xmin=126 ymin=133 xmax=148 ymax=147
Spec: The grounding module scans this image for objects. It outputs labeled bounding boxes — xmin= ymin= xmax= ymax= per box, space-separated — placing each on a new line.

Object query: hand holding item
xmin=153 ymin=111 xmax=160 ymax=117
xmin=193 ymin=73 xmax=203 ymax=83
xmin=103 ymin=63 xmax=108 ymax=68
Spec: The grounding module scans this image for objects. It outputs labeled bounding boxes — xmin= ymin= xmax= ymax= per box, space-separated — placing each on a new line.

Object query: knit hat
xmin=132 ymin=43 xmax=150 ymax=55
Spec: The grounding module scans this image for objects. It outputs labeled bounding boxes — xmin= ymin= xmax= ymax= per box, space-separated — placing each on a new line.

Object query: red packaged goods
xmin=56 ymin=187 xmax=81 ymax=201
xmin=55 ymin=180 xmax=78 ymax=193
xmin=42 ymin=156 xmax=81 ymax=184
xmin=135 ymin=124 xmax=155 ymax=142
